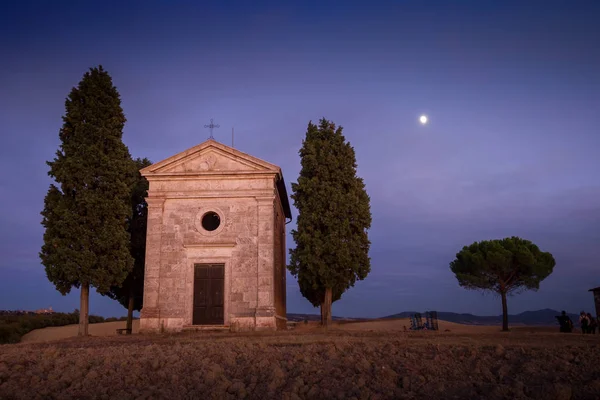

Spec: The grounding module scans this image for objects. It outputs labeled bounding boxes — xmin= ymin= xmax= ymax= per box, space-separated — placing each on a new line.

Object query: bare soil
xmin=1 ymin=320 xmax=599 ymax=399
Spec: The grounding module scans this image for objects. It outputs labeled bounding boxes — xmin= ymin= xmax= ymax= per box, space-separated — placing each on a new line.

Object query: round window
xmin=201 ymin=211 xmax=221 ymax=231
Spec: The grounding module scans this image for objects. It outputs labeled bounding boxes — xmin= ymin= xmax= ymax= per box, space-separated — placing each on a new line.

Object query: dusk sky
xmin=1 ymin=1 xmax=599 ymax=318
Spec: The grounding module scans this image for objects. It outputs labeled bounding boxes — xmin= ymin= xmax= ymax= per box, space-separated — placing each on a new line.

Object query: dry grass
xmin=2 ymin=319 xmax=599 ymax=399
xmin=20 ymin=320 xmax=140 ymax=344
xmin=331 ymin=318 xmax=507 ymax=333
xmin=20 ymin=318 xmax=556 ymax=344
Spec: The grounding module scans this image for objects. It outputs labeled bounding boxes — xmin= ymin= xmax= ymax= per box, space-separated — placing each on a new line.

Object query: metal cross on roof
xmin=204 ymin=118 xmax=220 ymax=140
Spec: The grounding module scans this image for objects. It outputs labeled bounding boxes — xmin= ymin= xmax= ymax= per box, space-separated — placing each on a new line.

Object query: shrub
xmin=88 ymin=315 xmax=105 ymax=324
xmin=0 ymin=324 xmax=23 ymax=344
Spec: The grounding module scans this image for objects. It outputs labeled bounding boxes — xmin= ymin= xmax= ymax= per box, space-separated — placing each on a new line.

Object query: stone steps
xmin=182 ymin=325 xmax=230 ymax=332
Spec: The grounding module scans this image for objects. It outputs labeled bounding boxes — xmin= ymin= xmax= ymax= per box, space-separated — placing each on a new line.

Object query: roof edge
xmin=140 ymin=139 xmax=281 ymax=175
xmin=276 ymin=176 xmax=292 ymax=220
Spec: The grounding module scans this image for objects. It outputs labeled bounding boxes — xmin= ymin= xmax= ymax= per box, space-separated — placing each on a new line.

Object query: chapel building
xmin=138 ymin=140 xmax=291 ymax=332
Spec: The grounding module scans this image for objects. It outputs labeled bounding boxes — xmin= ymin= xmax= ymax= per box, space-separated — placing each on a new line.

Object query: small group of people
xmin=579 ymin=311 xmax=598 ymax=334
xmin=556 ymin=310 xmax=599 ymax=334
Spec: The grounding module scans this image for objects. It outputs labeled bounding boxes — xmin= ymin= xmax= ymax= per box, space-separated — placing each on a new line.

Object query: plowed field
xmin=1 ymin=320 xmax=599 ymax=399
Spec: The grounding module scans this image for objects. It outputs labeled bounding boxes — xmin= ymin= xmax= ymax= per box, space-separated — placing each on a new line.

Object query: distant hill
xmin=286 ymin=313 xmax=370 ymax=322
xmin=287 ymin=309 xmax=578 ymax=326
xmin=381 ymin=309 xmax=579 ymax=326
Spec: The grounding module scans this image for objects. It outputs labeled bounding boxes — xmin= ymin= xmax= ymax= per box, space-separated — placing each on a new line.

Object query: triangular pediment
xmin=141 ymin=140 xmax=281 ymax=176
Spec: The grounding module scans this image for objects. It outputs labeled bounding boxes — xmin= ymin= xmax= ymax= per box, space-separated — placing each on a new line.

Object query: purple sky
xmin=1 ymin=1 xmax=599 ymax=318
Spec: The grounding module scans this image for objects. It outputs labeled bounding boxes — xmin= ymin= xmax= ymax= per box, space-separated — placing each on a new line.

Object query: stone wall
xmin=140 ymin=176 xmax=286 ymax=333
xmin=273 ymin=194 xmax=287 ymax=329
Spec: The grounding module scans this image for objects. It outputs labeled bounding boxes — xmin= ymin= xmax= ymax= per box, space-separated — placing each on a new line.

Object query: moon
xmin=419 ymin=115 xmax=428 ymax=125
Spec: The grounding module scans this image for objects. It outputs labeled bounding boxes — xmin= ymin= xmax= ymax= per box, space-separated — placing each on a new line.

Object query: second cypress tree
xmin=288 ymin=118 xmax=372 ymax=326
xmin=107 ymin=157 xmax=152 ymax=333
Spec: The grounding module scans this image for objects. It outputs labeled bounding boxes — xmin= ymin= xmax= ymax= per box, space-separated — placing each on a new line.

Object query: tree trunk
xmin=320 ymin=302 xmax=324 ymax=326
xmin=501 ymin=291 xmax=509 ymax=332
xmin=79 ymin=283 xmax=89 ymax=337
xmin=126 ymin=287 xmax=134 ymax=335
xmin=320 ymin=287 xmax=333 ymax=328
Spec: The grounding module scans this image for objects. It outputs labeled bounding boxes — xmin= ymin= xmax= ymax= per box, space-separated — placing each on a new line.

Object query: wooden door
xmin=193 ymin=264 xmax=224 ymax=325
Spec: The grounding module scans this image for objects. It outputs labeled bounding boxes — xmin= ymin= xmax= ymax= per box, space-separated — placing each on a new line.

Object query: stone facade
xmin=139 ymin=140 xmax=291 ymax=332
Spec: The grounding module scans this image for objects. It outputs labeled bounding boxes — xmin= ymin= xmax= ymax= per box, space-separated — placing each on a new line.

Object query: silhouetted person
xmin=579 ymin=311 xmax=589 ymax=334
xmin=556 ymin=311 xmax=573 ymax=333
xmin=587 ymin=313 xmax=597 ymax=334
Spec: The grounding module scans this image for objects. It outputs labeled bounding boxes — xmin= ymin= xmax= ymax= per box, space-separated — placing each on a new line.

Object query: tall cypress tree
xmin=288 ymin=118 xmax=372 ymax=327
xmin=107 ymin=157 xmax=152 ymax=334
xmin=40 ymin=66 xmax=134 ymax=336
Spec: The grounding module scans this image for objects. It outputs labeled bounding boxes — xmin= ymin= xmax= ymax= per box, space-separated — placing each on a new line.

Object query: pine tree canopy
xmin=288 ymin=118 xmax=372 ymax=307
xmin=449 ymin=236 xmax=555 ymax=331
xmin=40 ymin=66 xmax=135 ymax=295
xmin=450 ymin=236 xmax=555 ymax=295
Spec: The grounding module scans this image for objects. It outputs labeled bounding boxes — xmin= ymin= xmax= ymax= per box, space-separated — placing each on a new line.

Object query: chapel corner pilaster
xmin=142 ymin=196 xmax=165 ymax=314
